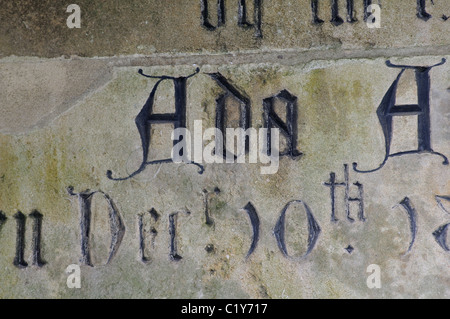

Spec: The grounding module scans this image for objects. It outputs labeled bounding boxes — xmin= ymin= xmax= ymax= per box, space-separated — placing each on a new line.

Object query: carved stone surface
xmin=2 ymin=0 xmax=450 ymax=57
xmin=0 ymin=1 xmax=449 ymax=299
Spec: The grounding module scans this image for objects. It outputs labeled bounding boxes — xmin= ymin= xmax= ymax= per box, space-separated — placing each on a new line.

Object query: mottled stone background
xmin=0 ymin=0 xmax=449 ymax=298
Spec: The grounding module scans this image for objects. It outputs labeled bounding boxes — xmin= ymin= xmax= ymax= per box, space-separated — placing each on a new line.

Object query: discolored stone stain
xmin=251 ymin=66 xmax=285 ymax=88
xmin=213 ymin=200 xmax=227 ymax=212
xmin=303 ymin=67 xmax=366 ymax=141
xmin=203 ymin=250 xmax=234 ymax=280
xmin=0 ymin=137 xmax=21 ymax=210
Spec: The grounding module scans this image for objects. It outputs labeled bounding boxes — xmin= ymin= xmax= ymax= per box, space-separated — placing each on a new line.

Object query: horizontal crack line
xmin=105 ymin=45 xmax=450 ymax=67
xmin=2 ymin=45 xmax=449 ymax=67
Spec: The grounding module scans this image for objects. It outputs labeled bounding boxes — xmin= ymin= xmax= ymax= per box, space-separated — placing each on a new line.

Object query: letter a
xmin=66 ymin=4 xmax=81 ymax=29
xmin=366 ymin=264 xmax=381 ymax=289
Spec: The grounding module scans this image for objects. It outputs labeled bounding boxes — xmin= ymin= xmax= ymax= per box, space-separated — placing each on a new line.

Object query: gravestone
xmin=0 ymin=0 xmax=449 ymax=298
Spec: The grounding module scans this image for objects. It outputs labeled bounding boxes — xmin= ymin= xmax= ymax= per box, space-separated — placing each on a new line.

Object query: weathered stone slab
xmin=0 ymin=55 xmax=448 ymax=298
xmin=1 ymin=0 xmax=450 ymax=57
xmin=0 ymin=58 xmax=112 ymax=134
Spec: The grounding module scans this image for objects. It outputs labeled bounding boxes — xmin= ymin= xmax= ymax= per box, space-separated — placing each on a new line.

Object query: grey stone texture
xmin=0 ymin=0 xmax=449 ymax=298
